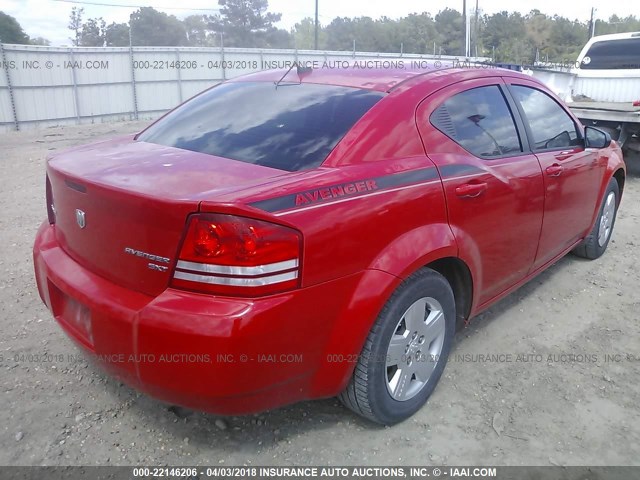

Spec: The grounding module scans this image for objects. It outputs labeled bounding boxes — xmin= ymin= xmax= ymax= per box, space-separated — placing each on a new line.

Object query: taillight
xmin=171 ymin=214 xmax=302 ymax=297
xmin=46 ymin=175 xmax=56 ymax=224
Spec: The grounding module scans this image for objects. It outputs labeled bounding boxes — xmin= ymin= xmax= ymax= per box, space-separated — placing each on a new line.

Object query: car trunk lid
xmin=47 ymin=136 xmax=285 ymax=297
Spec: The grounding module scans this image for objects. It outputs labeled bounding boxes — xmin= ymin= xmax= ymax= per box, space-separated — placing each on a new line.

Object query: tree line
xmin=0 ymin=12 xmax=51 ymax=45
xmin=2 ymin=0 xmax=640 ymax=64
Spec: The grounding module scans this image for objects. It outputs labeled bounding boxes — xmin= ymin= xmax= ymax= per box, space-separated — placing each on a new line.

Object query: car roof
xmin=588 ymin=31 xmax=640 ymax=42
xmin=577 ymin=32 xmax=640 ymax=64
xmin=228 ymin=65 xmax=535 ymax=93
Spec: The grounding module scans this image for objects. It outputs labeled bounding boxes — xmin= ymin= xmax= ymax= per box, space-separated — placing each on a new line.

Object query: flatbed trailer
xmin=526 ymin=31 xmax=640 ymax=158
xmin=568 ymin=102 xmax=640 ymax=154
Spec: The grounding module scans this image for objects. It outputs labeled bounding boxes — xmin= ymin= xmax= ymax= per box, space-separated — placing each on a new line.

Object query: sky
xmin=1 ymin=0 xmax=637 ymax=46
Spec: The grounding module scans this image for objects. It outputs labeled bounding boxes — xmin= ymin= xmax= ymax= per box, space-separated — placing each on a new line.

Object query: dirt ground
xmin=0 ymin=121 xmax=639 ymax=467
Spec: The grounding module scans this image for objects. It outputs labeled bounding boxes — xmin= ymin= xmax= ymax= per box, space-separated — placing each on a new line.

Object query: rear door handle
xmin=455 ymin=182 xmax=487 ymax=198
xmin=546 ymin=164 xmax=564 ymax=177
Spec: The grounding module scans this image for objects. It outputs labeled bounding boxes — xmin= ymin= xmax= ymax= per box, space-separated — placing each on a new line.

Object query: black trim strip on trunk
xmin=64 ymin=179 xmax=87 ymax=193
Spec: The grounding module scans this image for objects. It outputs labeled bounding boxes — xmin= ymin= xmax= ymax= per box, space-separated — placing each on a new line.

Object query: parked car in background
xmin=528 ymin=32 xmax=640 ymax=160
xmin=33 ymin=66 xmax=625 ymax=425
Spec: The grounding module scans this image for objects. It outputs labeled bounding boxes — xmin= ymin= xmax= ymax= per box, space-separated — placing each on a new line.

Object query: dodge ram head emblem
xmin=75 ymin=209 xmax=86 ymax=229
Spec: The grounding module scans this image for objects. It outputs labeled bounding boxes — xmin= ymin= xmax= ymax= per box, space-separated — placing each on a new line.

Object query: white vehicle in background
xmin=527 ymin=32 xmax=640 ymax=158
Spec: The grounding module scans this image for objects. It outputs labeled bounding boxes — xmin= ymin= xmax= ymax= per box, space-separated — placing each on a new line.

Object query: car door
xmin=416 ymin=78 xmax=545 ymax=307
xmin=505 ymin=80 xmax=605 ymax=270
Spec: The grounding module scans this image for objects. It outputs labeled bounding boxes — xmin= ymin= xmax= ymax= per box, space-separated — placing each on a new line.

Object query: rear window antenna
xmin=274 ymin=62 xmax=313 ymax=88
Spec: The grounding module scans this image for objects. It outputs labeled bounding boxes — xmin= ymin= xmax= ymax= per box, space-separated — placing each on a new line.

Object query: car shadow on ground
xmin=455 ymin=254 xmax=575 ymax=335
xmin=623 ymin=151 xmax=640 ymax=177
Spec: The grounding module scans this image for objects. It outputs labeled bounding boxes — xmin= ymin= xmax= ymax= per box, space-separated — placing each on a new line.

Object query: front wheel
xmin=339 ymin=268 xmax=455 ymax=425
xmin=572 ymin=178 xmax=620 ymax=260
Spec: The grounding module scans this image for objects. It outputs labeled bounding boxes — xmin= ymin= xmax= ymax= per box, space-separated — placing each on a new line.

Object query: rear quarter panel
xmin=226 ymin=88 xmax=459 ymax=395
xmin=197 ymin=75 xmax=491 ymax=396
xmin=271 ymin=158 xmax=454 ymax=396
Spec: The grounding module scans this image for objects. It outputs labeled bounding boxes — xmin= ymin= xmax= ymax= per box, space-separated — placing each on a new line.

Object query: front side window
xmin=430 ymin=85 xmax=522 ymax=158
xmin=511 ymin=85 xmax=580 ymax=151
xmin=138 ymin=82 xmax=384 ymax=172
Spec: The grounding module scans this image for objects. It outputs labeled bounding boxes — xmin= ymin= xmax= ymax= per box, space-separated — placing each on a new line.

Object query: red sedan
xmin=33 ymin=66 xmax=625 ymax=425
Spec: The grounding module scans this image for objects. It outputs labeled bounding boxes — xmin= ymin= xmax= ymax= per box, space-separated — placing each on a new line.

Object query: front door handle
xmin=455 ymin=182 xmax=488 ymax=198
xmin=546 ymin=164 xmax=564 ymax=177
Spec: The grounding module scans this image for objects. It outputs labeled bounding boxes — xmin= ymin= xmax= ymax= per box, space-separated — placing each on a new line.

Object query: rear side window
xmin=430 ymin=85 xmax=522 ymax=158
xmin=138 ymin=82 xmax=384 ymax=171
xmin=511 ymin=86 xmax=580 ymax=150
xmin=581 ymin=38 xmax=640 ymax=69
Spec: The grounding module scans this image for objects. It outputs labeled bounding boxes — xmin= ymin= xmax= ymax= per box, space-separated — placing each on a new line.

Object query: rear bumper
xmin=33 ymin=221 xmax=397 ymax=414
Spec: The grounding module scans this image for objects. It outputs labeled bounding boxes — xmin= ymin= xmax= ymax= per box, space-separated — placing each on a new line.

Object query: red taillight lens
xmin=171 ymin=214 xmax=302 ymax=297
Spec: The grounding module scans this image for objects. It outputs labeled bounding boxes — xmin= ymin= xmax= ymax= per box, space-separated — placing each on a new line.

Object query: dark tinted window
xmin=511 ymin=86 xmax=580 ymax=150
xmin=138 ymin=82 xmax=384 ymax=171
xmin=581 ymin=38 xmax=640 ymax=69
xmin=430 ymin=85 xmax=522 ymax=158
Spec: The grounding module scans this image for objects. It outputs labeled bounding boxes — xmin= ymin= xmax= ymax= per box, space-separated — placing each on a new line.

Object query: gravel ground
xmin=1 ymin=122 xmax=639 ymax=467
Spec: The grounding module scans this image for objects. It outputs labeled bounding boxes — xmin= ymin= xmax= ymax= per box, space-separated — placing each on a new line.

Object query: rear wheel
xmin=572 ymin=178 xmax=620 ymax=260
xmin=339 ymin=268 xmax=455 ymax=425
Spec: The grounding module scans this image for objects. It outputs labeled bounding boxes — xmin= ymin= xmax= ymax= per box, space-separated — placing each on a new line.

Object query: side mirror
xmin=585 ymin=126 xmax=611 ymax=149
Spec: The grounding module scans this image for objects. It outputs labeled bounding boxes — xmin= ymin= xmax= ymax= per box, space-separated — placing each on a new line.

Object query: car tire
xmin=339 ymin=268 xmax=455 ymax=425
xmin=572 ymin=178 xmax=620 ymax=260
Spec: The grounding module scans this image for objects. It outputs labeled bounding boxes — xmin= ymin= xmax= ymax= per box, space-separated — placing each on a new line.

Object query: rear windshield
xmin=581 ymin=38 xmax=640 ymax=69
xmin=138 ymin=81 xmax=384 ymax=171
